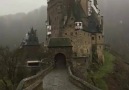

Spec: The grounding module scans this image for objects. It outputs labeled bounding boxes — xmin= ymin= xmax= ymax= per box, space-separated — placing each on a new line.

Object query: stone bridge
xmin=16 ymin=38 xmax=101 ymax=90
xmin=43 ymin=53 xmax=80 ymax=90
xmin=16 ymin=52 xmax=101 ymax=90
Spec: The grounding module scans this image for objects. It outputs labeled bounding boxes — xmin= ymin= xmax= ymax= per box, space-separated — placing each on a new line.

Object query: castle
xmin=46 ymin=0 xmax=104 ymax=64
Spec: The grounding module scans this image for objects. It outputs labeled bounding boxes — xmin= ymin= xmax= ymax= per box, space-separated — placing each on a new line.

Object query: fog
xmin=0 ymin=0 xmax=47 ymax=16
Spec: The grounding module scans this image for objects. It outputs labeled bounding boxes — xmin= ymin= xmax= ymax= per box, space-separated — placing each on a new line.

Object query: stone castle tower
xmin=46 ymin=0 xmax=104 ymax=63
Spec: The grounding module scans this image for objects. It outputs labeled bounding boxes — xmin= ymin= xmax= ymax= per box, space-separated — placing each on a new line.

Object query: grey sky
xmin=0 ymin=0 xmax=47 ymax=16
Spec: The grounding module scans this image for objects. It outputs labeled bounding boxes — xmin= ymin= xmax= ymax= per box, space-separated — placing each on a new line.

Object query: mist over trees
xmin=0 ymin=6 xmax=47 ymax=49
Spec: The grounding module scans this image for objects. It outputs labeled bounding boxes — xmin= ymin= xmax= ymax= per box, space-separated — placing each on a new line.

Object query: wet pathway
xmin=43 ymin=66 xmax=81 ymax=90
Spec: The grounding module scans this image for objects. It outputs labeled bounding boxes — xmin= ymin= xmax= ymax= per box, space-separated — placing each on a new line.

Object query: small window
xmin=75 ymin=23 xmax=78 ymax=26
xmin=70 ymin=32 xmax=73 ymax=36
xmin=79 ymin=23 xmax=82 ymax=26
xmin=92 ymin=37 xmax=94 ymax=40
xmin=75 ymin=32 xmax=77 ymax=35
xmin=71 ymin=17 xmax=74 ymax=20
xmin=65 ymin=33 xmax=67 ymax=35
xmin=99 ymin=36 xmax=101 ymax=39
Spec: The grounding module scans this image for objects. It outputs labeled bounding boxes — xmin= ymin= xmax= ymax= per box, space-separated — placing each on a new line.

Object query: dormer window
xmin=75 ymin=22 xmax=83 ymax=30
xmin=47 ymin=25 xmax=51 ymax=31
xmin=47 ymin=31 xmax=52 ymax=36
xmin=46 ymin=25 xmax=52 ymax=36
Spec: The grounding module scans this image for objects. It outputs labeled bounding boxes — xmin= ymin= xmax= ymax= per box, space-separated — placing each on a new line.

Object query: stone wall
xmin=71 ymin=57 xmax=90 ymax=80
xmin=47 ymin=0 xmax=64 ymax=38
xmin=91 ymin=33 xmax=104 ymax=63
xmin=62 ymin=25 xmax=92 ymax=57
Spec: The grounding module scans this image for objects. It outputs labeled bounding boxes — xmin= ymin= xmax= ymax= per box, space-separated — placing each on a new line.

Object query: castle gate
xmin=54 ymin=53 xmax=66 ymax=68
xmin=48 ymin=38 xmax=72 ymax=67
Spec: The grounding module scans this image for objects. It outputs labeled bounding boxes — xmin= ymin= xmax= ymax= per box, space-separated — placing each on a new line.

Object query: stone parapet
xmin=16 ymin=64 xmax=54 ymax=90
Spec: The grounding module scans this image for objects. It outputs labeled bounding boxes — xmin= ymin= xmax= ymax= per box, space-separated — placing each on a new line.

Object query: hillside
xmin=0 ymin=6 xmax=47 ymax=49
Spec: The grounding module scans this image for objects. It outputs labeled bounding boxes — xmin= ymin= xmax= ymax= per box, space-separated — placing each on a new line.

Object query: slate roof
xmin=48 ymin=38 xmax=72 ymax=48
xmin=72 ymin=1 xmax=86 ymax=21
xmin=88 ymin=8 xmax=101 ymax=33
xmin=70 ymin=1 xmax=102 ymax=33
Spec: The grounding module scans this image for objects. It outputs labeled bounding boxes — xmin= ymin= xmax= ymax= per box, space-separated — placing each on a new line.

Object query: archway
xmin=54 ymin=53 xmax=66 ymax=69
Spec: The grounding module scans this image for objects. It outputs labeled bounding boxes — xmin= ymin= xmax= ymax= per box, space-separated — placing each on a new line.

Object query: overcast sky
xmin=0 ymin=0 xmax=47 ymax=16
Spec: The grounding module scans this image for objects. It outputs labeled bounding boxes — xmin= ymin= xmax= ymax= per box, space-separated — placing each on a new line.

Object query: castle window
xmin=71 ymin=17 xmax=74 ymax=20
xmin=70 ymin=32 xmax=73 ymax=36
xmin=92 ymin=37 xmax=94 ymax=40
xmin=65 ymin=33 xmax=67 ymax=35
xmin=99 ymin=36 xmax=101 ymax=40
xmin=47 ymin=31 xmax=52 ymax=36
xmin=47 ymin=25 xmax=51 ymax=31
xmin=75 ymin=32 xmax=77 ymax=35
xmin=79 ymin=23 xmax=82 ymax=26
xmin=75 ymin=22 xmax=83 ymax=30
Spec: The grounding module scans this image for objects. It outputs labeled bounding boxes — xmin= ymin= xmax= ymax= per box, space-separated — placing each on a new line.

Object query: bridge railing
xmin=68 ymin=66 xmax=101 ymax=90
xmin=16 ymin=64 xmax=54 ymax=90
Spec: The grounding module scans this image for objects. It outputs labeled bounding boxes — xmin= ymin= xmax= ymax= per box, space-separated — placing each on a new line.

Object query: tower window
xmin=99 ymin=36 xmax=101 ymax=40
xmin=92 ymin=37 xmax=94 ymax=40
xmin=70 ymin=32 xmax=73 ymax=36
xmin=75 ymin=32 xmax=77 ymax=35
xmin=71 ymin=17 xmax=74 ymax=20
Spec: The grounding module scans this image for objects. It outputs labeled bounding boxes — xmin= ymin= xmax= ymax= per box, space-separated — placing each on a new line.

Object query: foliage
xmin=87 ymin=51 xmax=115 ymax=90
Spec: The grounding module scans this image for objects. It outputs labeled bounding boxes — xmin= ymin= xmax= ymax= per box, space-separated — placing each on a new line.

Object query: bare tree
xmin=0 ymin=47 xmax=22 ymax=90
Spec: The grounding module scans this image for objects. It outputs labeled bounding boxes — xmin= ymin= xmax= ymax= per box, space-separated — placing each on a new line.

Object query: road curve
xmin=43 ymin=66 xmax=81 ymax=90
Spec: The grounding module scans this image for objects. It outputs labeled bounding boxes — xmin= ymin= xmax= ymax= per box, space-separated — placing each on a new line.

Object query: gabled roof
xmin=48 ymin=38 xmax=72 ymax=48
